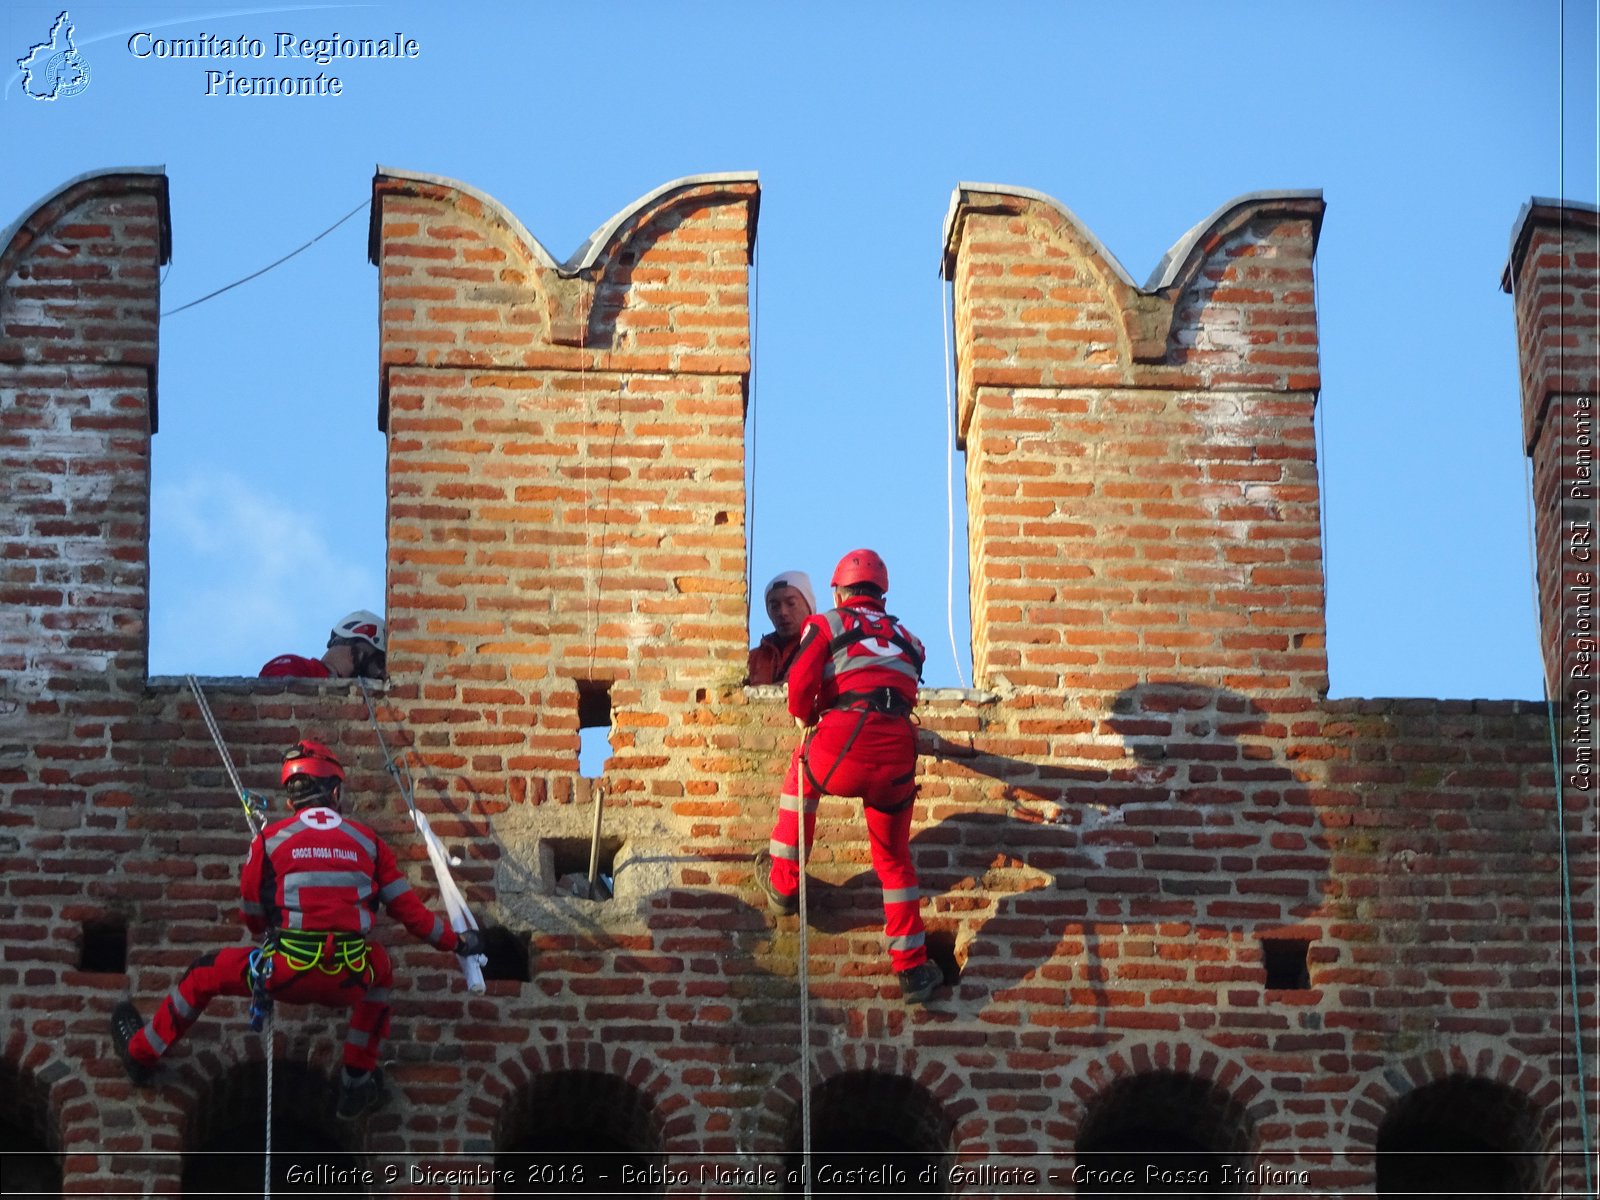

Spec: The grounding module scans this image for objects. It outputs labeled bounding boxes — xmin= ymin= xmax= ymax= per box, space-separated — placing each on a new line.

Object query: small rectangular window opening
xmin=478 ymin=926 xmax=533 ymax=982
xmin=576 ymin=680 xmax=612 ymax=779
xmin=1261 ymin=937 xmax=1312 ymax=990
xmin=80 ymin=916 xmax=128 ymax=973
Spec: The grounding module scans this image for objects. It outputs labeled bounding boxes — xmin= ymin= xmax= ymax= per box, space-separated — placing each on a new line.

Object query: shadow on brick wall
xmin=819 ymin=683 xmax=1328 ymax=1015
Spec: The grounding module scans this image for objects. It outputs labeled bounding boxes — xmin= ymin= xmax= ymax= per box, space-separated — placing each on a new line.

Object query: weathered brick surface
xmin=1503 ymin=201 xmax=1598 ymax=710
xmin=0 ymin=172 xmax=1592 ymax=1196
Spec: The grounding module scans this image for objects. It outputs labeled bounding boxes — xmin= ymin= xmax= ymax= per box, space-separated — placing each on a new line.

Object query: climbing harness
xmin=247 ymin=947 xmax=275 ymax=1032
xmin=358 ymin=679 xmax=487 ymax=993
xmin=248 ymin=931 xmax=370 ymax=1039
xmin=268 ymin=930 xmax=372 ymax=976
xmin=186 ymin=675 xmax=267 ymax=835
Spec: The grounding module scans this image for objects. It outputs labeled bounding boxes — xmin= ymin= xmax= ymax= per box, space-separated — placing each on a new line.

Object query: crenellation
xmin=0 ymin=170 xmax=1592 ymax=1194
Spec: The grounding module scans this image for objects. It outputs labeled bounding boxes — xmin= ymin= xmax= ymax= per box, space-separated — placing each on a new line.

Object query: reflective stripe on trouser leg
xmin=342 ymin=942 xmax=393 ymax=1072
xmin=767 ymin=743 xmax=823 ymax=894
xmin=864 ymin=802 xmax=926 ymax=971
xmin=132 ymin=946 xmax=254 ymax=1064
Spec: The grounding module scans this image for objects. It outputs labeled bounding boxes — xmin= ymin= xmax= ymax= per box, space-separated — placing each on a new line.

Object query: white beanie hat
xmin=763 ymin=571 xmax=816 ymax=617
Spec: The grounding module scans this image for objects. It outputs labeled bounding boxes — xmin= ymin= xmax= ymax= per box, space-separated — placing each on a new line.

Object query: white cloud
xmin=150 ymin=471 xmax=382 ymax=677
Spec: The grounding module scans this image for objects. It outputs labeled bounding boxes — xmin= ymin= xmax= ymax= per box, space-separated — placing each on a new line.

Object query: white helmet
xmin=330 ymin=610 xmax=386 ymax=652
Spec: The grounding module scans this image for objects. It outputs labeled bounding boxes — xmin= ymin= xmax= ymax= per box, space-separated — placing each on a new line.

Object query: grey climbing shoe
xmin=753 ymin=849 xmax=798 ymax=916
xmin=335 ymin=1067 xmax=386 ymax=1121
xmin=110 ymin=1001 xmax=156 ymax=1086
xmin=897 ymin=960 xmax=944 ymax=1004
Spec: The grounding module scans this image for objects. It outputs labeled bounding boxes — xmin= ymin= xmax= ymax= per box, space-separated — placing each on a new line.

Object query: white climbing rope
xmin=796 ymin=809 xmax=812 ymax=1200
xmin=358 ymin=680 xmax=487 ymax=992
xmin=940 ymin=275 xmax=968 ymax=688
xmin=262 ymin=1009 xmax=274 ymax=1200
xmin=186 ymin=675 xmax=264 ymax=836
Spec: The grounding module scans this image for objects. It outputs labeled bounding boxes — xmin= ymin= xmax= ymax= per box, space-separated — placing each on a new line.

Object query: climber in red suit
xmin=110 ymin=739 xmax=481 ymax=1119
xmin=753 ymin=549 xmax=944 ymax=1004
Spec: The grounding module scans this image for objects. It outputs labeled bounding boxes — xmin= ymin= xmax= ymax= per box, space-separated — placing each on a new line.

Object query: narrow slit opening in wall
xmin=79 ymin=916 xmax=127 ymax=973
xmin=577 ymin=680 xmax=612 ymax=779
xmin=1261 ymin=936 xmax=1312 ymax=990
xmin=545 ymin=836 xmax=623 ymax=901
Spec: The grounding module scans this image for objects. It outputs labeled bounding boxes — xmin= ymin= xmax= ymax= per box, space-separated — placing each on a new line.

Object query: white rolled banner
xmin=412 ymin=809 xmax=487 ymax=994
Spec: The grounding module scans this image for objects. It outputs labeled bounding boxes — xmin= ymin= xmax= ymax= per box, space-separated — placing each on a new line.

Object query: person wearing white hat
xmin=747 ymin=571 xmax=816 ymax=685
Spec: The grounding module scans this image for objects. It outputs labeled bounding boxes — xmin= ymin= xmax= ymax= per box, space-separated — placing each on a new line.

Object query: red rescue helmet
xmin=281 ymin=739 xmax=345 ymax=808
xmin=831 ymin=548 xmax=888 ymax=593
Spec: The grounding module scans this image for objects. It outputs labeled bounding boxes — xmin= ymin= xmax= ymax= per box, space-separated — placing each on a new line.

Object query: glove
xmin=454 ymin=927 xmax=484 ymax=957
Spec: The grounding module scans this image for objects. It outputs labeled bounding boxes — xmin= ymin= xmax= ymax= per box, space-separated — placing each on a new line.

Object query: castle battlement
xmin=0 ymin=169 xmax=1593 ymax=1196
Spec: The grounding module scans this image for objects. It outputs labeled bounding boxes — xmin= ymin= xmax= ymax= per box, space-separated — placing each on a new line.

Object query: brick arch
xmin=0 ymin=1031 xmax=67 ymax=1192
xmin=1051 ymin=1043 xmax=1275 ymax=1151
xmin=473 ymin=1040 xmax=683 ymax=1151
xmin=1348 ymin=1045 xmax=1565 ymax=1153
xmin=749 ymin=1041 xmax=969 ymax=1156
xmin=1348 ymin=1045 xmax=1570 ymax=1193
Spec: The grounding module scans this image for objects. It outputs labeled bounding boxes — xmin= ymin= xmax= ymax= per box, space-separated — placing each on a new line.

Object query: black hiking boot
xmin=110 ymin=1001 xmax=156 ymax=1086
xmin=897 ymin=960 xmax=944 ymax=1005
xmin=336 ymin=1067 xmax=386 ymax=1121
xmin=752 ymin=850 xmax=798 ymax=916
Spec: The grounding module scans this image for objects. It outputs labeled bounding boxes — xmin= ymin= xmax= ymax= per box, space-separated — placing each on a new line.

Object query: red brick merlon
xmin=940 ymin=184 xmax=1329 ymax=700
xmin=940 ymin=183 xmax=1324 ymax=445
xmin=1500 ymin=198 xmax=1599 ymax=702
xmin=0 ymin=166 xmax=170 ymax=430
xmin=367 ymin=167 xmax=760 ymax=430
xmin=1500 ymin=198 xmax=1599 ymax=455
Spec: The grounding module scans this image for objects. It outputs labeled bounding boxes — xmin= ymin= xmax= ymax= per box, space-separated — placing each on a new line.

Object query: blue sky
xmin=4 ymin=1 xmax=1596 ymax=700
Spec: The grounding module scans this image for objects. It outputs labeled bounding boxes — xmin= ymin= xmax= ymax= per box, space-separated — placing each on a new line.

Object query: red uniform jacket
xmin=240 ymin=805 xmax=458 ymax=950
xmin=259 ymin=654 xmax=331 ymax=679
xmin=786 ymin=597 xmax=925 ymax=725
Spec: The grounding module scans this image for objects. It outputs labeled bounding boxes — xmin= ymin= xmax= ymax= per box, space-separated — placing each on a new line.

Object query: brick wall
xmin=1502 ymin=199 xmax=1598 ymax=722
xmin=0 ymin=170 xmax=1592 ymax=1197
xmin=941 ymin=185 xmax=1327 ymax=711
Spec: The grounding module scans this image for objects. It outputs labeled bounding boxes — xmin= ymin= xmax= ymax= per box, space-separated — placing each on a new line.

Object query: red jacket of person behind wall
xmin=259 ymin=653 xmax=332 ymax=680
xmin=241 ymin=804 xmax=458 ymax=949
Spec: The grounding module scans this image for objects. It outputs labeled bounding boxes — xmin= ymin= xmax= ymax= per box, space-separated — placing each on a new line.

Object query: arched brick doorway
xmin=0 ymin=1059 xmax=61 ymax=1196
xmin=1074 ymin=1070 xmax=1254 ymax=1196
xmin=181 ymin=1061 xmax=365 ymax=1198
xmin=1375 ymin=1075 xmax=1543 ymax=1196
xmin=494 ymin=1069 xmax=664 ymax=1197
xmin=782 ymin=1070 xmax=954 ymax=1197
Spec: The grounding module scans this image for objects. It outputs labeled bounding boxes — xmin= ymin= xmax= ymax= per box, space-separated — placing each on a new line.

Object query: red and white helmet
xmin=831 ymin=548 xmax=889 ymax=593
xmin=281 ymin=739 xmax=345 ymax=808
xmin=330 ymin=610 xmax=385 ymax=652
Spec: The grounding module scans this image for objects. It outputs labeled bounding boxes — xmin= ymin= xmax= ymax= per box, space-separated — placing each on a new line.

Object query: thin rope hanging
xmin=261 ymin=1010 xmax=274 ymax=1200
xmin=797 ymin=816 xmax=812 ymax=1200
xmin=358 ymin=679 xmax=487 ymax=993
xmin=940 ymin=273 xmax=967 ymax=687
xmin=1511 ymin=207 xmax=1595 ymax=1191
xmin=161 ymin=198 xmax=368 ymax=318
xmin=746 ymin=238 xmax=761 ymax=603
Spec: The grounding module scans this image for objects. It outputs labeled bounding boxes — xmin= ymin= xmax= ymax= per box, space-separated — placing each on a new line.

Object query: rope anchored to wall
xmin=186 ymin=676 xmax=276 ymax=1194
xmin=359 ymin=680 xmax=488 ymax=993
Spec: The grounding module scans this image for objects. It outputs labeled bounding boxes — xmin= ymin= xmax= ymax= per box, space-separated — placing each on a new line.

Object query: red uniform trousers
xmin=127 ymin=940 xmax=394 ymax=1073
xmin=766 ymin=710 xmax=927 ymax=971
